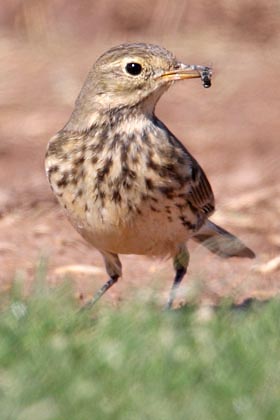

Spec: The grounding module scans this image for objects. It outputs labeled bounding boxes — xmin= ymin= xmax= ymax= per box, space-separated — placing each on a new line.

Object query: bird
xmin=45 ymin=42 xmax=255 ymax=309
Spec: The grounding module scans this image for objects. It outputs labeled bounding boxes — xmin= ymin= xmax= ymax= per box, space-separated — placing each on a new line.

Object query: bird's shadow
xmin=230 ymin=297 xmax=269 ymax=312
xmin=175 ymin=297 xmax=272 ymax=315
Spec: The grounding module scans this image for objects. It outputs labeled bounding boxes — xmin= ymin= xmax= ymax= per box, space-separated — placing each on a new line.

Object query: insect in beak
xmin=158 ymin=63 xmax=212 ymax=88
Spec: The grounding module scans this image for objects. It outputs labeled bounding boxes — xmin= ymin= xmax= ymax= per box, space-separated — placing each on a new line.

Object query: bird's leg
xmin=165 ymin=267 xmax=187 ymax=310
xmin=166 ymin=246 xmax=189 ymax=309
xmin=83 ymin=275 xmax=119 ymax=309
xmin=81 ymin=252 xmax=122 ymax=310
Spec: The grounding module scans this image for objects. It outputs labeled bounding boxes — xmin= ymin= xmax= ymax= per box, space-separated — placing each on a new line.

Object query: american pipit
xmin=45 ymin=43 xmax=255 ymax=308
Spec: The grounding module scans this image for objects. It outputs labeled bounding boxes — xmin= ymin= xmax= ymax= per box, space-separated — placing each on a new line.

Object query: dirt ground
xmin=1 ymin=2 xmax=279 ymax=306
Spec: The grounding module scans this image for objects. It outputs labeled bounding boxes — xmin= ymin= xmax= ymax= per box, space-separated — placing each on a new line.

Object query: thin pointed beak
xmin=157 ymin=63 xmax=212 ymax=87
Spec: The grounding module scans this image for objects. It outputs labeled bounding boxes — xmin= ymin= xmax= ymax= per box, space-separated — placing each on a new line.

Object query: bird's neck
xmin=65 ymin=104 xmax=152 ymax=134
xmin=64 ymin=89 xmax=165 ymax=133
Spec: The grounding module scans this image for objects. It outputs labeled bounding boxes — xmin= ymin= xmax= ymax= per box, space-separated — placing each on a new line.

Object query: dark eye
xmin=125 ymin=62 xmax=142 ymax=76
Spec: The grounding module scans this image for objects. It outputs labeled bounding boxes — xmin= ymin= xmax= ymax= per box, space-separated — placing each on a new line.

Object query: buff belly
xmin=60 ymin=192 xmax=196 ymax=257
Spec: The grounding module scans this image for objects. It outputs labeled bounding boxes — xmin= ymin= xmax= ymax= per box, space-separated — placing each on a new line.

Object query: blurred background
xmin=0 ymin=0 xmax=279 ymax=304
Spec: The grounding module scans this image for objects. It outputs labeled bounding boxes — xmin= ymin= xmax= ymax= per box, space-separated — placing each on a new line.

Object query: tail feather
xmin=192 ymin=220 xmax=255 ymax=259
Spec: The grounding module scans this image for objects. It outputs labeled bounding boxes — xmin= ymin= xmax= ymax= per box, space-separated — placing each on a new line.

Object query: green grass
xmin=0 ymin=270 xmax=280 ymax=420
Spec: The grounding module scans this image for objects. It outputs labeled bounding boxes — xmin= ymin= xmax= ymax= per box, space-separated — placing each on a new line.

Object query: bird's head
xmin=67 ymin=43 xmax=211 ymax=130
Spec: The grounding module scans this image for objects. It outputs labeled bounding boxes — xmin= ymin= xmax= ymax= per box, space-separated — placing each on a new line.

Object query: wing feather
xmin=188 ymin=158 xmax=215 ymax=216
xmin=154 ymin=117 xmax=215 ymax=218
